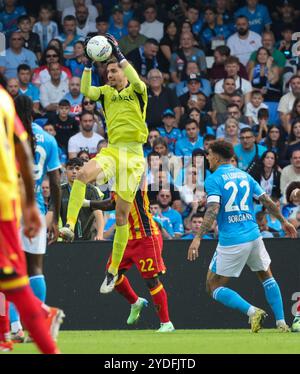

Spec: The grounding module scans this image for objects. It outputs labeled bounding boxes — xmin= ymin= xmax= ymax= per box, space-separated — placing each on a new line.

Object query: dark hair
xmin=81 ymin=96 xmax=96 ymax=106
xmin=79 ymin=110 xmax=94 ymax=120
xmin=209 ymin=140 xmax=234 ymax=160
xmin=204 ymin=5 xmax=217 ymax=14
xmin=256 ymin=47 xmax=271 ymax=62
xmin=291 ymin=98 xmax=300 ymax=120
xmin=66 ymin=157 xmax=84 ymax=167
xmin=240 ymin=127 xmax=254 ymax=136
xmin=226 ymin=103 xmax=240 ymax=111
xmin=261 ymin=150 xmax=278 ymax=168
xmin=185 ymin=118 xmax=199 ymax=128
xmin=63 ymin=15 xmax=76 ymax=23
xmin=96 ymin=15 xmax=109 ymax=23
xmin=264 ymin=125 xmax=286 ymax=151
xmin=286 ymin=181 xmax=300 ymax=203
xmin=188 ymin=108 xmax=208 ymax=136
xmin=106 ymin=56 xmax=122 ymax=68
xmin=145 ymin=38 xmax=159 ymax=47
xmin=251 ymin=89 xmax=263 ymax=97
xmin=59 ymin=99 xmax=71 ymax=107
xmin=204 ymin=134 xmax=216 ymax=142
xmin=40 ymin=45 xmax=63 ymax=66
xmin=17 ymin=15 xmax=31 ymax=24
xmin=39 ymin=3 xmax=53 ymax=12
xmin=215 ymin=45 xmax=230 ymax=57
xmin=256 ymin=210 xmax=266 ymax=222
xmin=17 ymin=64 xmax=31 ymax=73
xmin=191 ymin=212 xmax=205 ymax=220
xmin=289 ymin=118 xmax=300 ymax=143
xmin=77 ymin=150 xmax=90 ymax=159
xmin=14 ymin=95 xmax=35 ymax=156
xmin=153 ymin=137 xmax=168 ymax=150
xmin=224 ymin=56 xmax=240 ymax=66
xmin=236 ymin=15 xmax=249 ymax=22
xmin=257 ymin=108 xmax=269 ymax=120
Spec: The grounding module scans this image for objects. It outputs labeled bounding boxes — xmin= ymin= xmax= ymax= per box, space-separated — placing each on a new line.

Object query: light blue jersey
xmin=205 ymin=164 xmax=264 ymax=246
xmin=32 ymin=123 xmax=61 ymax=215
xmin=234 ymin=4 xmax=272 ymax=35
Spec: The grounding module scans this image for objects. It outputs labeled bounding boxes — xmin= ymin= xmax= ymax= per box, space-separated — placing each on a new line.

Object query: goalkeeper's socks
xmin=262 ymin=277 xmax=285 ymax=322
xmin=30 ymin=275 xmax=46 ymax=302
xmin=108 ymin=224 xmax=129 ymax=276
xmin=5 ymin=286 xmax=58 ymax=354
xmin=213 ymin=287 xmax=252 ymax=315
xmin=0 ymin=300 xmax=10 ymax=341
xmin=67 ymin=179 xmax=87 ymax=231
xmin=115 ymin=275 xmax=138 ymax=304
xmin=9 ymin=303 xmax=22 ymax=333
xmin=150 ymin=283 xmax=170 ymax=323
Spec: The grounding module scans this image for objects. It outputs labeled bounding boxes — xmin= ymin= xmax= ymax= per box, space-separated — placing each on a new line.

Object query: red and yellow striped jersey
xmin=113 ymin=186 xmax=160 ymax=240
xmin=0 ymin=87 xmax=27 ymax=221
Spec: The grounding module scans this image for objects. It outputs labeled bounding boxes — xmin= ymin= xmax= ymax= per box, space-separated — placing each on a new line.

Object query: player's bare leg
xmin=206 ymin=270 xmax=266 ymax=332
xmin=100 ymin=196 xmax=132 ymax=294
xmin=256 ymin=267 xmax=289 ymax=332
xmin=60 ymin=159 xmax=106 ymax=241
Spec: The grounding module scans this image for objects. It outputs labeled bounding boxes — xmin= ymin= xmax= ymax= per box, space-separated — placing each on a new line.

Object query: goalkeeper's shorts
xmin=94 ymin=144 xmax=145 ymax=203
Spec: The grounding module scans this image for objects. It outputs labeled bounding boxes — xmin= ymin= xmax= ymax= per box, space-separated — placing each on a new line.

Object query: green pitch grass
xmin=5 ymin=330 xmax=300 ymax=354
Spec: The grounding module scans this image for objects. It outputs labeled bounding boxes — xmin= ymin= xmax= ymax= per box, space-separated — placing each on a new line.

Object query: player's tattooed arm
xmin=196 ymin=202 xmax=220 ymax=239
xmin=259 ymin=194 xmax=285 ymax=223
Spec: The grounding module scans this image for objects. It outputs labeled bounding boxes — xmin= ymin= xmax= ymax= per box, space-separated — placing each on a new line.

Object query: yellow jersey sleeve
xmin=123 ymin=63 xmax=146 ymax=95
xmin=80 ymin=68 xmax=104 ymax=101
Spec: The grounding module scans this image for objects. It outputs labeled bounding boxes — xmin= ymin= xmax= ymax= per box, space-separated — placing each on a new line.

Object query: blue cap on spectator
xmin=162 ymin=109 xmax=175 ymax=118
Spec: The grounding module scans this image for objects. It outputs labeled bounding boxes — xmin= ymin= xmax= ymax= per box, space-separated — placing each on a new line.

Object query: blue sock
xmin=263 ymin=277 xmax=284 ymax=322
xmin=213 ymin=287 xmax=252 ymax=315
xmin=9 ymin=303 xmax=21 ymax=331
xmin=29 ymin=275 xmax=46 ymax=303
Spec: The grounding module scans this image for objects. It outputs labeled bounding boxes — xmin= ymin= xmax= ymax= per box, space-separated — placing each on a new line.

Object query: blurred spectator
xmin=62 ymin=0 xmax=98 ymax=23
xmin=127 ymin=38 xmax=160 ymax=84
xmin=157 ymin=109 xmax=182 ymax=154
xmin=226 ymin=16 xmax=262 ymax=66
xmin=245 ymin=90 xmax=268 ymax=126
xmin=260 ymin=125 xmax=287 ymax=168
xmin=48 ymin=39 xmax=65 ymax=61
xmin=58 ymin=15 xmax=83 ymax=59
xmin=235 ymin=0 xmax=272 ymax=35
xmin=214 ymin=56 xmax=253 ymax=103
xmin=175 ymin=119 xmax=204 ymax=157
xmin=201 ymin=5 xmax=231 ymax=56
xmin=143 ymin=129 xmax=160 ymax=157
xmin=65 ymin=40 xmax=87 ymax=77
xmin=264 ymin=194 xmax=284 ymax=236
xmin=256 ymin=211 xmax=274 ymax=238
xmin=234 ymin=127 xmax=267 ymax=171
xmin=209 ymin=45 xmax=249 ymax=84
xmin=251 ymin=150 xmax=281 ymax=197
xmin=81 ymin=96 xmax=105 ymax=137
xmin=276 ymin=25 xmax=294 ymax=61
xmin=146 ymin=68 xmax=181 ymax=127
xmin=188 ymin=107 xmax=214 ymax=136
xmin=282 ymin=182 xmax=300 ymax=224
xmin=140 ymin=4 xmax=163 ymax=42
xmin=248 ymin=31 xmax=286 ymax=72
xmin=17 ymin=15 xmax=41 ymax=60
xmin=146 ymin=150 xmax=160 ymax=184
xmin=0 ymin=31 xmax=38 ymax=79
xmin=179 ymin=73 xmax=210 ymax=114
xmin=280 ymin=150 xmax=300 ymax=203
xmin=254 ymin=108 xmax=269 ymax=142
xmin=32 ymin=3 xmax=59 ymax=52
xmin=77 ymin=149 xmax=90 ymax=163
xmin=149 ymin=200 xmax=174 ymax=239
xmin=63 ymin=76 xmax=83 ymax=116
xmin=40 ymin=62 xmax=69 ymax=114
xmin=48 ymin=99 xmax=79 ymax=153
xmin=220 ymin=118 xmax=240 ymax=146
xmin=215 ymin=101 xmax=249 ymax=130
xmin=182 ymin=213 xmax=214 ymax=240
xmin=248 ymin=47 xmax=281 ymax=102
xmin=41 ymin=177 xmax=51 ymax=213
xmin=118 ymin=0 xmax=134 ymax=26
xmin=43 ymin=122 xmax=68 ymax=166
xmin=215 ymin=0 xmax=234 ymax=28
xmin=17 ymin=64 xmax=40 ymax=114
xmin=0 ymin=0 xmax=26 ymax=36
xmin=271 ymin=2 xmax=298 ymax=40
xmin=7 ymin=77 xmax=19 ymax=98
xmin=156 ymin=189 xmax=184 ymax=238
xmin=119 ymin=19 xmax=147 ymax=56
xmin=54 ymin=157 xmax=104 ymax=241
xmin=285 ymin=119 xmax=300 ymax=161
xmin=97 ymin=139 xmax=108 ymax=154
xmin=108 ymin=5 xmax=127 ymax=40
xmin=170 ymin=31 xmax=206 ymax=84
xmin=68 ymin=110 xmax=103 ymax=159
xmin=158 ymin=19 xmax=179 ymax=74
xmin=87 ymin=15 xmax=109 ymax=38
xmin=176 ymin=61 xmax=212 ymax=98
xmin=75 ymin=4 xmax=97 ymax=37
xmin=212 ymin=77 xmax=237 ymax=123
xmin=185 ymin=4 xmax=203 ymax=37
xmin=278 ymin=75 xmax=300 ymax=134
xmin=32 ymin=46 xmax=72 ymax=86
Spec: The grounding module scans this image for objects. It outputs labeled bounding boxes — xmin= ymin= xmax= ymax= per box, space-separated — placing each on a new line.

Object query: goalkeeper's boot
xmin=291 ymin=316 xmax=300 ymax=332
xmin=100 ymin=271 xmax=118 ymax=294
xmin=157 ymin=321 xmax=175 ymax=332
xmin=277 ymin=321 xmax=290 ymax=332
xmin=249 ymin=308 xmax=267 ymax=333
xmin=0 ymin=340 xmax=13 ymax=352
xmin=46 ymin=307 xmax=65 ymax=341
xmin=127 ymin=298 xmax=148 ymax=325
xmin=59 ymin=224 xmax=74 ymax=242
xmin=11 ymin=329 xmax=25 ymax=343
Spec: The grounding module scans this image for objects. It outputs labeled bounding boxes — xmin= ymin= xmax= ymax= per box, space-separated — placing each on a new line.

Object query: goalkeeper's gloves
xmin=83 ymin=36 xmax=93 ymax=68
xmin=105 ymin=33 xmax=125 ymax=63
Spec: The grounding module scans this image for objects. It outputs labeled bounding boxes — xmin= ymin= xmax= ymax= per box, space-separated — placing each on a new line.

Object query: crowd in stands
xmin=1 ymin=0 xmax=300 ymax=241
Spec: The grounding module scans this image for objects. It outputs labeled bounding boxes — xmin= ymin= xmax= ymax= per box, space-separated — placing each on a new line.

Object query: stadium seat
xmin=264 ymin=101 xmax=280 ymax=125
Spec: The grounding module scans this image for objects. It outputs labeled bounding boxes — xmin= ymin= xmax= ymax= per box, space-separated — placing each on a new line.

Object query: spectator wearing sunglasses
xmin=81 ymin=97 xmax=105 ymax=137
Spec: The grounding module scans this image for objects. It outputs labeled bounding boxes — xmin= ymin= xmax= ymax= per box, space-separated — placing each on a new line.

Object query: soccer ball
xmin=86 ymin=36 xmax=112 ymax=62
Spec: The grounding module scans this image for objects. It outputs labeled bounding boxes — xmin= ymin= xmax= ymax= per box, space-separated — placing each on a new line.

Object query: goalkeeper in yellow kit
xmin=60 ymin=34 xmax=148 ymax=293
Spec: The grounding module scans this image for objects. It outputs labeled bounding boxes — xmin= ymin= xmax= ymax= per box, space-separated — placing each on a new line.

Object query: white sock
xmin=247 ymin=306 xmax=256 ymax=317
xmin=11 ymin=321 xmax=23 ymax=334
xmin=132 ymin=298 xmax=141 ymax=307
xmin=276 ymin=319 xmax=286 ymax=327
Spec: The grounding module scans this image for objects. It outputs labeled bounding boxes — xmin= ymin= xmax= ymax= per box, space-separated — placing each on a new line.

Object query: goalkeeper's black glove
xmin=105 ymin=33 xmax=125 ymax=63
xmin=83 ymin=36 xmax=93 ymax=68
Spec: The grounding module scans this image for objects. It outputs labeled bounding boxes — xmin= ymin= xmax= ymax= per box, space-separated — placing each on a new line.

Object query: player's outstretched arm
xmin=82 ymin=198 xmax=116 ymax=211
xmin=48 ymin=170 xmax=61 ymax=245
xmin=105 ymin=33 xmax=145 ymax=94
xmin=188 ymin=202 xmax=220 ymax=261
xmin=259 ymin=193 xmax=298 ymax=238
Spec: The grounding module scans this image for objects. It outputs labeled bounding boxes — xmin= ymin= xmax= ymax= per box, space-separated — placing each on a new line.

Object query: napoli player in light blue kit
xmin=188 ymin=140 xmax=297 ymax=332
xmin=10 ymin=96 xmax=62 ymax=342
